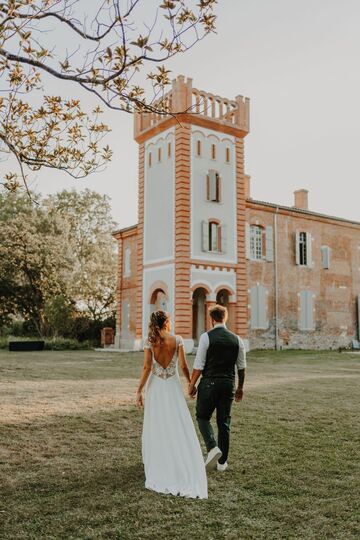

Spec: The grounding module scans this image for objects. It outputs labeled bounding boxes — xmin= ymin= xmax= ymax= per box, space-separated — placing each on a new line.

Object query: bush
xmin=44 ymin=338 xmax=92 ymax=350
xmin=0 ymin=337 xmax=8 ymax=349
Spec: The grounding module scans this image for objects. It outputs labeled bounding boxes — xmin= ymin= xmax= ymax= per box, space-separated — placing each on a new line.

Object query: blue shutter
xmin=221 ymin=224 xmax=227 ymax=254
xmin=321 ymin=246 xmax=330 ymax=269
xmin=201 ymin=220 xmax=209 ymax=252
xmin=306 ymin=232 xmax=312 ymax=267
xmin=265 ymin=226 xmax=274 ymax=262
xmin=295 ymin=231 xmax=300 ymax=265
xmin=300 ymin=291 xmax=314 ymax=330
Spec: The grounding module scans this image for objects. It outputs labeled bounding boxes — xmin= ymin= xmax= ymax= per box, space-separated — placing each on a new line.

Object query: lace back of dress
xmin=151 ymin=336 xmax=178 ymax=380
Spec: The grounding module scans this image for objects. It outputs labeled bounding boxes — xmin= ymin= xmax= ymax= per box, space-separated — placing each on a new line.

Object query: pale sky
xmin=23 ymin=1 xmax=360 ymax=227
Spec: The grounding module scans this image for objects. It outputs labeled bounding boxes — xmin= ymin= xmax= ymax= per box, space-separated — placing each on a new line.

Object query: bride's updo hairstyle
xmin=148 ymin=310 xmax=170 ymax=344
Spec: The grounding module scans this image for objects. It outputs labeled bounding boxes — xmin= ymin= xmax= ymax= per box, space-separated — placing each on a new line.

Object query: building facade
xmin=113 ymin=76 xmax=360 ymax=351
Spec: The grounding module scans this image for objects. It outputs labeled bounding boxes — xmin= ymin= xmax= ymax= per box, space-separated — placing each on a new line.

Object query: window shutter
xmin=258 ymin=285 xmax=268 ymax=328
xmin=250 ymin=287 xmax=259 ymax=328
xmin=265 ymin=226 xmax=274 ymax=262
xmin=300 ymin=291 xmax=313 ymax=330
xmin=221 ymin=224 xmax=227 ymax=254
xmin=306 ymin=292 xmax=314 ymax=330
xmin=209 ymin=170 xmax=217 ymax=201
xmin=245 ymin=222 xmax=250 ymax=259
xmin=206 ymin=174 xmax=210 ymax=201
xmin=250 ymin=285 xmax=268 ymax=329
xmin=201 ymin=220 xmax=209 ymax=252
xmin=121 ymin=301 xmax=130 ymax=337
xmin=295 ymin=231 xmax=300 ymax=265
xmin=321 ymin=246 xmax=330 ymax=269
xmin=216 ymin=173 xmax=221 ymax=202
xmin=306 ymin=232 xmax=313 ymax=267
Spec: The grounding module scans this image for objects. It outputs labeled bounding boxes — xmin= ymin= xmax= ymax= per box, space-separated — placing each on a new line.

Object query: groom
xmin=188 ymin=304 xmax=246 ymax=472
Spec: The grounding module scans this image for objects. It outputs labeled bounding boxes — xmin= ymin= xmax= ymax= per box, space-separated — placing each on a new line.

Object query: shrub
xmin=44 ymin=338 xmax=92 ymax=351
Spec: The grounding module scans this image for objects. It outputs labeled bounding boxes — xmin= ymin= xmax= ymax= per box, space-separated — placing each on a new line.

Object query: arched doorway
xmin=216 ymin=288 xmax=235 ymax=331
xmin=216 ymin=289 xmax=230 ymax=307
xmin=150 ymin=288 xmax=168 ymax=313
xmin=192 ymin=288 xmax=207 ymax=345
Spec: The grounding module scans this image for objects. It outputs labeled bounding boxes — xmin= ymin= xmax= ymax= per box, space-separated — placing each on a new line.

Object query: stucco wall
xmin=144 ymin=128 xmax=175 ymax=264
xmin=190 ymin=126 xmax=237 ymax=264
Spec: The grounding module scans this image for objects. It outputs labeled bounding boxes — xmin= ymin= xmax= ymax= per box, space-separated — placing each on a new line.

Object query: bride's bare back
xmin=151 ymin=333 xmax=177 ymax=368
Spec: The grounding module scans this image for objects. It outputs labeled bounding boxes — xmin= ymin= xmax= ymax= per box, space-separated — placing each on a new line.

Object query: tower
xmin=129 ymin=75 xmax=249 ymax=351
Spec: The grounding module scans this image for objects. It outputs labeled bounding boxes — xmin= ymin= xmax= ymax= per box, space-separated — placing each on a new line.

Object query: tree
xmin=0 ymin=191 xmax=72 ymax=334
xmin=45 ymin=189 xmax=118 ymax=321
xmin=0 ymin=0 xmax=217 ymax=191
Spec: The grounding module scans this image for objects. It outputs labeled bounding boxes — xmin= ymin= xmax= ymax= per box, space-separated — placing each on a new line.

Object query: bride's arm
xmin=178 ymin=344 xmax=191 ymax=384
xmin=136 ymin=348 xmax=152 ymax=407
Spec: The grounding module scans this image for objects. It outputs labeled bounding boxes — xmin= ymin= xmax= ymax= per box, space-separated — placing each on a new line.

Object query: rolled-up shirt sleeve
xmin=236 ymin=337 xmax=247 ymax=370
xmin=193 ymin=332 xmax=209 ymax=370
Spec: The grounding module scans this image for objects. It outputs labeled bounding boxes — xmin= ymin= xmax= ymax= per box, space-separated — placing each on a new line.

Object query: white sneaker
xmin=205 ymin=446 xmax=222 ymax=471
xmin=217 ymin=461 xmax=228 ymax=472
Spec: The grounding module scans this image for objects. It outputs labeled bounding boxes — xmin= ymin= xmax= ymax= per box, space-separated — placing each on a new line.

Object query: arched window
xmin=148 ymin=152 xmax=152 ymax=167
xmin=225 ymin=147 xmax=231 ymax=163
xmin=168 ymin=142 xmax=171 ymax=158
xmin=157 ymin=147 xmax=161 ymax=163
xmin=196 ymin=140 xmax=202 ymax=157
xmin=206 ymin=170 xmax=221 ymax=202
xmin=124 ymin=248 xmax=131 ymax=277
xmin=250 ymin=225 xmax=263 ymax=260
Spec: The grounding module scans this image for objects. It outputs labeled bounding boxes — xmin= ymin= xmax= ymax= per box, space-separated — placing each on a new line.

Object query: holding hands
xmin=188 ymin=382 xmax=197 ymax=399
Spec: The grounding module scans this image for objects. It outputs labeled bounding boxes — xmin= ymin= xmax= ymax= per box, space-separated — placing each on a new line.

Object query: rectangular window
xmin=250 ymin=225 xmax=263 ymax=260
xmin=148 ymin=152 xmax=152 ymax=167
xmin=209 ymin=222 xmax=219 ymax=252
xmin=168 ymin=142 xmax=171 ymax=158
xmin=197 ymin=140 xmax=201 ymax=157
xmin=299 ymin=232 xmax=307 ymax=265
xmin=226 ymin=147 xmax=230 ymax=163
xmin=211 ymin=143 xmax=216 ymax=160
xmin=158 ymin=147 xmax=161 ymax=163
xmin=207 ymin=170 xmax=221 ymax=202
xmin=296 ymin=231 xmax=312 ymax=266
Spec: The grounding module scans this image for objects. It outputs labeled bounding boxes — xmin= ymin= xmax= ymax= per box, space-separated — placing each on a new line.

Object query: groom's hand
xmin=235 ymin=387 xmax=244 ymax=402
xmin=188 ymin=383 xmax=197 ymax=399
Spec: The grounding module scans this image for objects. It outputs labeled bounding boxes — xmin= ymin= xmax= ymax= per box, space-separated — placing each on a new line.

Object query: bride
xmin=136 ymin=310 xmax=208 ymax=499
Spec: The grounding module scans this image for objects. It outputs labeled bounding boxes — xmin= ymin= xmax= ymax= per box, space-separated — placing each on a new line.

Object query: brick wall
xmin=247 ymin=202 xmax=360 ymax=349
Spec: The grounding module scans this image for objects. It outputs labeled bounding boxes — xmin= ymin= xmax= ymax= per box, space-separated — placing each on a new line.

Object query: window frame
xmin=250 ymin=225 xmax=263 ymax=261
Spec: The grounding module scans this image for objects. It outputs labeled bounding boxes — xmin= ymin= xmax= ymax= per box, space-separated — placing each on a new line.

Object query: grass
xmin=1 ymin=349 xmax=360 ymax=539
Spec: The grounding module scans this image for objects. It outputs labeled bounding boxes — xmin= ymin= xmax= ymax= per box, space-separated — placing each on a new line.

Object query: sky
xmin=16 ymin=0 xmax=360 ymax=228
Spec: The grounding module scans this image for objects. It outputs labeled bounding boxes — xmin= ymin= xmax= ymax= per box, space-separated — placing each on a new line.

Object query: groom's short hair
xmin=209 ymin=304 xmax=228 ymax=322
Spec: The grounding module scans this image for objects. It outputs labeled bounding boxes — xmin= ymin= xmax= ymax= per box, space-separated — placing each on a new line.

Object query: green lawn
xmin=1 ymin=349 xmax=360 ymax=540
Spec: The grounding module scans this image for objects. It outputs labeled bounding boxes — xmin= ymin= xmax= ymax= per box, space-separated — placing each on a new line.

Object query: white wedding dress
xmin=142 ymin=336 xmax=208 ymax=499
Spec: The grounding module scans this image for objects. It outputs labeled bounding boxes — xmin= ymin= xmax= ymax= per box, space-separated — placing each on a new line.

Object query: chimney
xmin=293 ymin=189 xmax=308 ymax=210
xmin=244 ymin=174 xmax=251 ymax=199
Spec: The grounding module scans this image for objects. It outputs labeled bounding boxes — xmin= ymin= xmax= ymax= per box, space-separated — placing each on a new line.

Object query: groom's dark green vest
xmin=202 ymin=326 xmax=239 ymax=380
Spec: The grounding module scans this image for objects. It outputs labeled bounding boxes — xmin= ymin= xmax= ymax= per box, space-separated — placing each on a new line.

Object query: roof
xmin=247 ymin=199 xmax=360 ymax=227
xmin=112 ymin=224 xmax=138 ymax=237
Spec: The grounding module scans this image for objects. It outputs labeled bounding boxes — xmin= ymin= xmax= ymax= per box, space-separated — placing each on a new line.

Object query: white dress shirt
xmin=193 ymin=323 xmax=247 ymax=371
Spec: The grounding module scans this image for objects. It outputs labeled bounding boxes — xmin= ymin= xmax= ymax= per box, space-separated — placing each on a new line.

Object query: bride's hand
xmin=136 ymin=390 xmax=143 ymax=408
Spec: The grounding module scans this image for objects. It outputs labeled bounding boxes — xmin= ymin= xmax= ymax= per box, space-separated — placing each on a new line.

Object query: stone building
xmin=113 ymin=76 xmax=360 ymax=351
